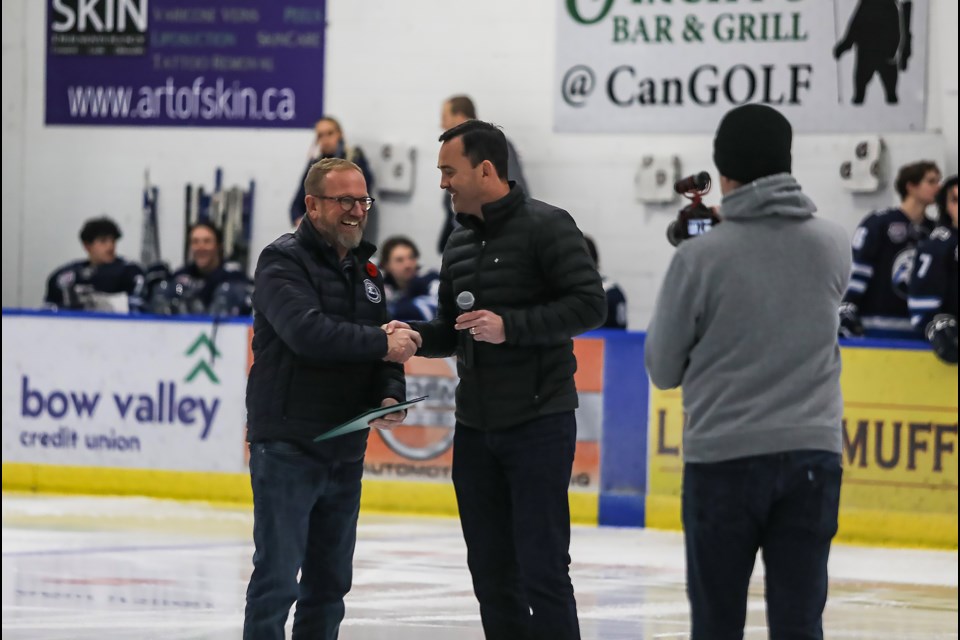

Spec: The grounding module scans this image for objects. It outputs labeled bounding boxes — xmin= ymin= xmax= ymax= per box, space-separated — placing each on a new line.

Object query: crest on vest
xmin=363 ymin=279 xmax=382 ymax=303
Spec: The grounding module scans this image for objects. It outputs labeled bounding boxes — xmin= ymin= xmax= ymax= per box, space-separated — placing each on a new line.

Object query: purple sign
xmin=45 ymin=0 xmax=325 ymax=128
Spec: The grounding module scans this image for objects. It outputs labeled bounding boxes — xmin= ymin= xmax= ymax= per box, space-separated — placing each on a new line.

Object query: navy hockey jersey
xmin=44 ymin=258 xmax=145 ymax=312
xmin=384 ymin=271 xmax=440 ymax=322
xmin=166 ymin=261 xmax=253 ymax=316
xmin=908 ymin=225 xmax=958 ymax=332
xmin=843 ymin=208 xmax=935 ymax=338
xmin=601 ymin=278 xmax=628 ymax=329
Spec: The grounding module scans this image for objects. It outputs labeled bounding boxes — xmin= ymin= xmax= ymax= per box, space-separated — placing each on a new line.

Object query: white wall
xmin=3 ymin=0 xmax=958 ymax=328
xmin=2 ymin=0 xmax=27 ymax=306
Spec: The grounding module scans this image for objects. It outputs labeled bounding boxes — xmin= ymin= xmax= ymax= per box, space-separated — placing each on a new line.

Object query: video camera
xmin=666 ymin=171 xmax=721 ymax=246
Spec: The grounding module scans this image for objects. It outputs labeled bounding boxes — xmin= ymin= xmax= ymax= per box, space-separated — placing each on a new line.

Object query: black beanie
xmin=713 ymin=104 xmax=792 ymax=184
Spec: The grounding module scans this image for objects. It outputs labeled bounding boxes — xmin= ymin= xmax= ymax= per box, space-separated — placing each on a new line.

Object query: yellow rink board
xmin=647 ymin=347 xmax=959 ymax=549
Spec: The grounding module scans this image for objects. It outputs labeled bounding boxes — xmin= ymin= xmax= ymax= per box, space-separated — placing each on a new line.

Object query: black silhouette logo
xmin=834 ymin=0 xmax=913 ymax=105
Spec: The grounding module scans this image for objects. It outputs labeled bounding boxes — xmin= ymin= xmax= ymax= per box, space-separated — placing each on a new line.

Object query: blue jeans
xmin=452 ymin=412 xmax=581 ymax=640
xmin=682 ymin=450 xmax=842 ymax=640
xmin=243 ymin=441 xmax=363 ymax=640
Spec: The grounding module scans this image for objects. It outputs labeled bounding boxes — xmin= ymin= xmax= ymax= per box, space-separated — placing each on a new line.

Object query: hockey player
xmin=378 ymin=236 xmax=439 ymax=322
xmin=44 ymin=217 xmax=145 ymax=313
xmin=839 ymin=160 xmax=941 ymax=339
xmin=584 ymin=235 xmax=628 ymax=329
xmin=160 ymin=221 xmax=252 ymax=316
xmin=909 ymin=175 xmax=958 ymax=363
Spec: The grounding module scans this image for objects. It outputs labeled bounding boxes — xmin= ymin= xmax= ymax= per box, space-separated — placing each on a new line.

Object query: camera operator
xmin=645 ymin=104 xmax=850 ymax=640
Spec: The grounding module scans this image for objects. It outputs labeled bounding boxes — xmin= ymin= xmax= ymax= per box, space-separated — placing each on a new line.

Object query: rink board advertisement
xmin=647 ymin=346 xmax=959 ymax=546
xmin=362 ymin=340 xmax=604 ymax=519
xmin=5 ymin=313 xmax=956 ymax=546
xmin=1 ymin=313 xmax=248 ymax=473
xmin=45 ymin=0 xmax=326 ymax=127
xmin=555 ymin=0 xmax=928 ymax=132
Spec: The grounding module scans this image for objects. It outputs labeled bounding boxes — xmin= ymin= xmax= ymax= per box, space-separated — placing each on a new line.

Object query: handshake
xmin=382 ymin=321 xmax=421 ymax=363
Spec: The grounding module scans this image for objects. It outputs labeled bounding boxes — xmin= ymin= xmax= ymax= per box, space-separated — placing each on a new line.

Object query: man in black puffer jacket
xmin=388 ymin=120 xmax=605 ymax=640
xmin=244 ymin=158 xmax=421 ymax=640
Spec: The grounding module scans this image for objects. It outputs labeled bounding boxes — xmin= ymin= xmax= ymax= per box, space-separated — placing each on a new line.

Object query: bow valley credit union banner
xmin=1 ymin=314 xmax=249 ymax=473
xmin=45 ymin=0 xmax=326 ymax=127
xmin=556 ymin=0 xmax=928 ymax=133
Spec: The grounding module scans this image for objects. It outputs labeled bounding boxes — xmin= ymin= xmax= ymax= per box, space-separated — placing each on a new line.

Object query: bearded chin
xmin=337 ymin=229 xmax=362 ymax=250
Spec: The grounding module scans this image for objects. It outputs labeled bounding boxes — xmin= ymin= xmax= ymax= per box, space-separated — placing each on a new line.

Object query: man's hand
xmin=368 ymin=397 xmax=407 ymax=430
xmin=456 ymin=310 xmax=506 ymax=344
xmin=382 ymin=320 xmax=412 ymax=334
xmin=384 ymin=327 xmax=421 ymax=362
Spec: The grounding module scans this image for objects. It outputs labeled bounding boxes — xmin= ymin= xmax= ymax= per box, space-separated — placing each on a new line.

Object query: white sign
xmin=555 ymin=0 xmax=928 ymax=133
xmin=1 ymin=314 xmax=249 ymax=472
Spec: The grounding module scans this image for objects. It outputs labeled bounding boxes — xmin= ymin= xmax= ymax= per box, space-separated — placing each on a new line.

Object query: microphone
xmin=456 ymin=291 xmax=475 ymax=368
xmin=456 ymin=291 xmax=475 ymax=313
xmin=674 ymin=171 xmax=711 ymax=194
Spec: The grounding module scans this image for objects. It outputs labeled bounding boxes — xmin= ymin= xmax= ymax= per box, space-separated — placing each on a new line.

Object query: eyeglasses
xmin=315 ymin=195 xmax=376 ymax=212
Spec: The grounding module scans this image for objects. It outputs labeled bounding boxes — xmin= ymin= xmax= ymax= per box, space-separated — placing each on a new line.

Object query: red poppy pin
xmin=366 ymin=262 xmax=378 ymax=278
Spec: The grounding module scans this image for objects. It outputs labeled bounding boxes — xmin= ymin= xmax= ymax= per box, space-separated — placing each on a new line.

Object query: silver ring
xmin=470 ymin=327 xmax=477 ymax=335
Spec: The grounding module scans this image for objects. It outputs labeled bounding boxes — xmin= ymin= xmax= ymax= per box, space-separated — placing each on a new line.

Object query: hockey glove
xmin=838 ymin=302 xmax=864 ymax=338
xmin=926 ymin=314 xmax=958 ymax=365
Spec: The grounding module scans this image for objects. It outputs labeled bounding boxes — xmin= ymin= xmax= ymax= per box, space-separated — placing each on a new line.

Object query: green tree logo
xmin=184 ymin=333 xmax=220 ymax=384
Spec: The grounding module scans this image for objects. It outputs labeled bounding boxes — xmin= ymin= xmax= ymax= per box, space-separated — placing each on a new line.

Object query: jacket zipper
xmin=475 ymin=238 xmax=488 ymax=429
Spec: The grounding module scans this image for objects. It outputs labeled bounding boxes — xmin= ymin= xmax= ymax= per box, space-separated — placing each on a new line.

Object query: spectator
xmin=379 ymin=236 xmax=440 ymax=322
xmin=152 ymin=221 xmax=253 ymax=316
xmin=437 ymin=95 xmax=529 ymax=252
xmin=290 ymin=116 xmax=375 ymax=231
xmin=840 ymin=160 xmax=940 ymax=339
xmin=584 ymin=235 xmax=628 ymax=329
xmin=909 ymin=174 xmax=958 ymax=363
xmin=44 ymin=216 xmax=145 ymax=313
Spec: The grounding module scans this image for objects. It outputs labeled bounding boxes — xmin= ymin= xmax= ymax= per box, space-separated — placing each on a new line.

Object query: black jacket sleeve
xmin=410 ymin=253 xmax=458 ymax=357
xmin=374 ymin=301 xmax=407 ymax=402
xmin=500 ymin=211 xmax=607 ymax=345
xmin=253 ymin=245 xmax=389 ymax=365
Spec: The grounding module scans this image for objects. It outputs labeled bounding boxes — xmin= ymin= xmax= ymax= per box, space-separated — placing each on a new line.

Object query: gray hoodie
xmin=645 ymin=173 xmax=851 ymax=463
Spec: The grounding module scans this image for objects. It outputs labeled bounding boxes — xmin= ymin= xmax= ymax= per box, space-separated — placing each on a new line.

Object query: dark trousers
xmin=243 ymin=441 xmax=363 ymax=640
xmin=452 ymin=412 xmax=581 ymax=640
xmin=683 ymin=450 xmax=842 ymax=640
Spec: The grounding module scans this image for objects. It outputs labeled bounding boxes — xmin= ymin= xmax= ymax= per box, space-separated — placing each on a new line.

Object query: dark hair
xmin=79 ymin=217 xmax=121 ymax=244
xmin=380 ymin=235 xmax=420 ymax=266
xmin=895 ymin=161 xmax=940 ymax=200
xmin=189 ymin=221 xmax=224 ymax=257
xmin=935 ymin=174 xmax=958 ymax=226
xmin=439 ymin=120 xmax=509 ymax=181
xmin=446 ymin=95 xmax=476 ymax=120
xmin=583 ymin=235 xmax=599 ymax=267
